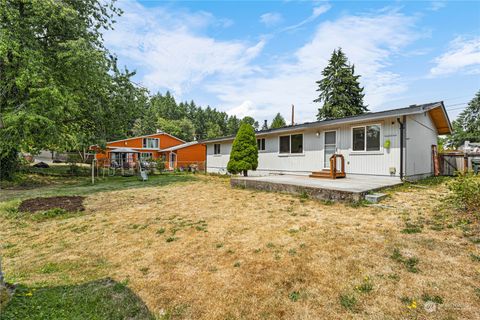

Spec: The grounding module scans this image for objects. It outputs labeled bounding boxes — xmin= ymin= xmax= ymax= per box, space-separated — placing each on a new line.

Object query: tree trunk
xmin=243 ymin=170 xmax=248 ymax=177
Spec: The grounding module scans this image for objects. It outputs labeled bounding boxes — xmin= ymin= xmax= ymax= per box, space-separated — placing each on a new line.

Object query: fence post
xmin=464 ymin=153 xmax=468 ymax=174
xmin=91 ymin=158 xmax=96 ymax=184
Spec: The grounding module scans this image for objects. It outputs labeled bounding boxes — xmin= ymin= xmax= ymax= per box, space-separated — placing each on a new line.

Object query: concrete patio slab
xmin=231 ymin=174 xmax=402 ymax=202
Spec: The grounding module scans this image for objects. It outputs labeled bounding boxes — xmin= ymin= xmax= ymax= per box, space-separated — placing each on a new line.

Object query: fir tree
xmin=227 ymin=122 xmax=258 ymax=176
xmin=314 ymin=48 xmax=368 ymax=120
xmin=270 ymin=113 xmax=287 ymax=129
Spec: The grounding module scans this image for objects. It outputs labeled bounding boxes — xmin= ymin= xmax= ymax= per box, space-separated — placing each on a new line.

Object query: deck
xmin=231 ymin=174 xmax=402 ymax=202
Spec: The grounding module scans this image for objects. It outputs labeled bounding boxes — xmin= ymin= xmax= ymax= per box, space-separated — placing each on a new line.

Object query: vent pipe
xmin=291 ymin=104 xmax=295 ymax=125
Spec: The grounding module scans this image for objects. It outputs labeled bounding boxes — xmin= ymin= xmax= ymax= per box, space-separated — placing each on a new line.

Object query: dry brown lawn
xmin=1 ymin=175 xmax=479 ymax=319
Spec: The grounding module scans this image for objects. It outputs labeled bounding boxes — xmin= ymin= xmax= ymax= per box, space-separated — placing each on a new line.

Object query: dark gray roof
xmin=201 ymin=101 xmax=449 ymax=143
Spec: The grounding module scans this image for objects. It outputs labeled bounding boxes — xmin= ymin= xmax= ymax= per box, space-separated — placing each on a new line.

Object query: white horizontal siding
xmin=405 ymin=112 xmax=438 ymax=178
xmin=206 ymin=115 xmax=436 ymax=178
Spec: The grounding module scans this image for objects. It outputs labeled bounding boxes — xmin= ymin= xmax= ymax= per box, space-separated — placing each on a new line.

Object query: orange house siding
xmin=166 ymin=144 xmax=206 ymax=170
xmin=106 ymin=133 xmax=183 ymax=149
xmin=93 ymin=133 xmax=205 ymax=170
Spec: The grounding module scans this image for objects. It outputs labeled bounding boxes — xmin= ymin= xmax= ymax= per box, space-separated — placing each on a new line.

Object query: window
xmin=352 ymin=125 xmax=381 ymax=151
xmin=142 ymin=138 xmax=159 ymax=149
xmin=140 ymin=152 xmax=153 ymax=160
xmin=214 ymin=143 xmax=221 ymax=155
xmin=291 ymin=134 xmax=303 ymax=153
xmin=257 ymin=138 xmax=265 ymax=151
xmin=279 ymin=134 xmax=303 ymax=154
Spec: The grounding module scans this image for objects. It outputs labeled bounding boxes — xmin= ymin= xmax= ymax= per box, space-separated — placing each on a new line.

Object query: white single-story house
xmin=203 ymin=102 xmax=452 ymax=180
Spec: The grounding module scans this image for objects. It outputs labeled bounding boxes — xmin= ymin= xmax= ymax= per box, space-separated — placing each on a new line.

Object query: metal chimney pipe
xmin=291 ymin=104 xmax=295 ymax=125
xmin=264 ymin=120 xmax=268 ymax=128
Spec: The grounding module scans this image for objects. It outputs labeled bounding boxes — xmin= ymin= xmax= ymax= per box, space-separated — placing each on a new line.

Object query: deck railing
xmin=329 ymin=154 xmax=346 ymax=179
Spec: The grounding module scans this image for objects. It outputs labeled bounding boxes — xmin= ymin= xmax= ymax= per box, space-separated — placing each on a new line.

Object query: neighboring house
xmin=92 ymin=131 xmax=206 ymax=170
xmin=203 ymin=102 xmax=452 ymax=180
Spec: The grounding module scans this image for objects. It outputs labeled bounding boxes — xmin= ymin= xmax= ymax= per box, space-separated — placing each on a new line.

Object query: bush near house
xmin=227 ymin=122 xmax=258 ymax=176
xmin=446 ymin=172 xmax=480 ymax=218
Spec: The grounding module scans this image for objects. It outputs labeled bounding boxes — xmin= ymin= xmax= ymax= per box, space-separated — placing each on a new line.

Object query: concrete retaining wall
xmin=231 ymin=178 xmax=365 ymax=202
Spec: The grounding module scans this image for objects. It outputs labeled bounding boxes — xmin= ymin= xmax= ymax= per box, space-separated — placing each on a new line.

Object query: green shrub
xmin=155 ymin=159 xmax=166 ymax=172
xmin=446 ymin=172 xmax=480 ymax=216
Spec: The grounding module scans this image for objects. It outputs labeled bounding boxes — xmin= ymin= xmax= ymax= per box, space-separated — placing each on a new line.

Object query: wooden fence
xmin=437 ymin=152 xmax=480 ymax=176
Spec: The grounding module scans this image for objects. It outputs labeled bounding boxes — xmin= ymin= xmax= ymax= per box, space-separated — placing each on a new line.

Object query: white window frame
xmin=351 ymin=123 xmax=382 ymax=153
xmin=257 ymin=138 xmax=266 ymax=151
xmin=278 ymin=133 xmax=304 ymax=155
xmin=142 ymin=138 xmax=159 ymax=149
xmin=213 ymin=143 xmax=221 ymax=155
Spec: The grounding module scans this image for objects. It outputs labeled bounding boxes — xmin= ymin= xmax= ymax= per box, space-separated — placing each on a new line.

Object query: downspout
xmin=397 ymin=116 xmax=405 ymax=181
xmin=204 ymin=144 xmax=207 ymax=174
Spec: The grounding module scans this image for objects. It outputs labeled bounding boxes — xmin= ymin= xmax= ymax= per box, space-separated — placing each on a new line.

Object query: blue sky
xmin=104 ymin=0 xmax=480 ymax=123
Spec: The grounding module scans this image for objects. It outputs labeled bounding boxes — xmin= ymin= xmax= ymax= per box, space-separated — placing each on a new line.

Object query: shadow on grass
xmin=1 ymin=173 xmax=197 ymax=202
xmin=1 ymin=278 xmax=155 ymax=320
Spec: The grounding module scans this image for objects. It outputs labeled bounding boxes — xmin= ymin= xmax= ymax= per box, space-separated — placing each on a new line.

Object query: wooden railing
xmin=330 ymin=154 xmax=346 ymax=179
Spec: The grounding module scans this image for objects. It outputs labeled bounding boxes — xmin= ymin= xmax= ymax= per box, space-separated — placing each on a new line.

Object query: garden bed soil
xmin=18 ymin=196 xmax=85 ymax=213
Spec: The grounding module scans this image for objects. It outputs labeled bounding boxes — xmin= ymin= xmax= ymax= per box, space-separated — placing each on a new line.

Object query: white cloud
xmin=281 ymin=4 xmax=331 ymax=32
xmin=104 ymin=0 xmax=262 ymax=96
xmin=429 ymin=1 xmax=447 ymax=11
xmin=208 ymin=11 xmax=420 ymax=121
xmin=226 ymin=100 xmax=256 ymax=118
xmin=430 ymin=36 xmax=480 ymax=76
xmin=260 ymin=12 xmax=283 ymax=27
xmin=105 ymin=1 xmax=422 ymax=123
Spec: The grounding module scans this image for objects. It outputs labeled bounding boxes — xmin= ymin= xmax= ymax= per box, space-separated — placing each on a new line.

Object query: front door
xmin=324 ymin=131 xmax=336 ymax=168
xmin=169 ymin=152 xmax=177 ymax=169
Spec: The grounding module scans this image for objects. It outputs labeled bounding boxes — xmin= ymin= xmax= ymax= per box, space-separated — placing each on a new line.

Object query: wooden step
xmin=309 ymin=171 xmax=347 ymax=179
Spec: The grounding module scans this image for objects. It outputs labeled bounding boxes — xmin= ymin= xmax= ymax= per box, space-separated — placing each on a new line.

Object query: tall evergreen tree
xmin=447 ymin=90 xmax=480 ymax=148
xmin=227 ymin=122 xmax=258 ymax=176
xmin=314 ymin=48 xmax=368 ymax=120
xmin=270 ymin=113 xmax=287 ymax=129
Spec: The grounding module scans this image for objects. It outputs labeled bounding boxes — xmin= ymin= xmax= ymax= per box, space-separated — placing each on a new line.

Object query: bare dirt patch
xmin=18 ymin=196 xmax=85 ymax=213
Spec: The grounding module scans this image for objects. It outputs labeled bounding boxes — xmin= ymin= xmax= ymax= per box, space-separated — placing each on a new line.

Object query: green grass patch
xmin=347 ymin=199 xmax=370 ymax=208
xmin=470 ymin=253 xmax=480 ymax=262
xmin=355 ymin=276 xmax=373 ymax=294
xmin=1 ymin=173 xmax=197 ymax=203
xmin=166 ymin=236 xmax=177 ymax=243
xmin=1 ymin=279 xmax=154 ymax=319
xmin=289 ymin=291 xmax=300 ymax=302
xmin=390 ymin=248 xmax=420 ymax=273
xmin=421 ymin=293 xmax=443 ymax=304
xmin=339 ymin=294 xmax=357 ymax=311
xmin=475 ymin=288 xmax=480 ymax=299
xmin=401 ymin=222 xmax=423 ymax=234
